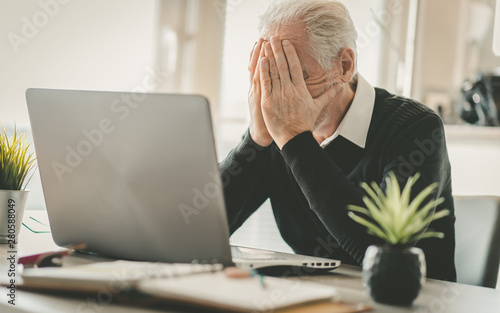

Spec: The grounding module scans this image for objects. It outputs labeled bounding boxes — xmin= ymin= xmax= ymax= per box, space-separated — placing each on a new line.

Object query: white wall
xmin=446 ymin=126 xmax=500 ymax=196
xmin=0 ymin=0 xmax=157 ymax=210
xmin=0 ymin=0 xmax=157 ymax=126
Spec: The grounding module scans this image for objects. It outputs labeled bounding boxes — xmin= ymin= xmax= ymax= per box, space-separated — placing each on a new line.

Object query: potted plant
xmin=0 ymin=125 xmax=36 ymax=243
xmin=348 ymin=172 xmax=449 ymax=306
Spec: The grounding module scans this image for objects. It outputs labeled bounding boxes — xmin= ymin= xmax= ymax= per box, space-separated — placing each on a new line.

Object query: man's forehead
xmin=262 ymin=30 xmax=310 ymax=73
xmin=261 ymin=35 xmax=307 ymax=50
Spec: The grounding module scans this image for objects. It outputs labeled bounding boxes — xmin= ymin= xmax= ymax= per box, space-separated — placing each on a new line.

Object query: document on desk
xmin=21 ymin=260 xmax=223 ymax=292
xmin=137 ymin=271 xmax=340 ymax=313
xmin=20 ymin=261 xmax=371 ymax=313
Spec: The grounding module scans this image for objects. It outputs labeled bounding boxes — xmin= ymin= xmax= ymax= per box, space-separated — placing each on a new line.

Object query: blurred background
xmin=1 ymin=0 xmax=500 ymax=255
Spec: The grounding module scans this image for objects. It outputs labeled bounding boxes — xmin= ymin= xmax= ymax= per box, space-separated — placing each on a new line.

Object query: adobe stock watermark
xmin=357 ymin=0 xmax=403 ymax=51
xmin=251 ymin=278 xmax=302 ymax=313
xmin=414 ymin=284 xmax=464 ymax=313
xmin=212 ymin=0 xmax=267 ymax=21
xmin=212 ymin=0 xmax=243 ymax=21
xmin=51 ymin=66 xmax=169 ymax=183
xmin=396 ymin=124 xmax=445 ymax=179
xmin=178 ymin=144 xmax=259 ymax=224
xmin=8 ymin=0 xmax=72 ymax=53
xmin=5 ymin=199 xmax=18 ymax=306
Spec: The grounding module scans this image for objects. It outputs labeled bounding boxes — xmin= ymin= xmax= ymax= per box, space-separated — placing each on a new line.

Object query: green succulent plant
xmin=348 ymin=172 xmax=450 ymax=245
xmin=0 ymin=125 xmax=36 ymax=190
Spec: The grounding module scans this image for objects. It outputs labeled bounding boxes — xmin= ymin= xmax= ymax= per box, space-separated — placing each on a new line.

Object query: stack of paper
xmin=21 ymin=260 xmax=222 ymax=292
xmin=20 ymin=260 xmax=371 ymax=313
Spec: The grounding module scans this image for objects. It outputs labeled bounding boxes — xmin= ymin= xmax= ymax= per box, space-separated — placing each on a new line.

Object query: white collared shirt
xmin=319 ymin=73 xmax=375 ymax=149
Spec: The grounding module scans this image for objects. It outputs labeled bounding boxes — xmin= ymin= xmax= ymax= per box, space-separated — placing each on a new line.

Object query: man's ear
xmin=338 ymin=47 xmax=355 ymax=83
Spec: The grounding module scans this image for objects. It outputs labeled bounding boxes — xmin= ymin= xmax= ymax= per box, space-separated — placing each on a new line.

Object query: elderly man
xmin=220 ymin=0 xmax=456 ymax=281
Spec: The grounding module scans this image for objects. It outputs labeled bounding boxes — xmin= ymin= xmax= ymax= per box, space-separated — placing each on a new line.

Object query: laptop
xmin=26 ymin=88 xmax=340 ymax=272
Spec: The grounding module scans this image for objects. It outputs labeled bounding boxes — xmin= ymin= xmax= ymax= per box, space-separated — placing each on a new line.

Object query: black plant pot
xmin=363 ymin=245 xmax=426 ymax=306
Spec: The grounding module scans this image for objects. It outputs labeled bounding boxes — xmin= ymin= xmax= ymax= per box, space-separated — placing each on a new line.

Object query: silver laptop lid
xmin=26 ymin=88 xmax=232 ymax=265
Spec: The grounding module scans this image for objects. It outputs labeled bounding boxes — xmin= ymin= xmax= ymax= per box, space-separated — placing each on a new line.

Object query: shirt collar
xmin=320 ymin=73 xmax=375 ymax=149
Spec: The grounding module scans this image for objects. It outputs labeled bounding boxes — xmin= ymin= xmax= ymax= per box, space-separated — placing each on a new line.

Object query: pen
xmin=251 ymin=269 xmax=267 ymax=289
xmin=224 ymin=267 xmax=267 ymax=289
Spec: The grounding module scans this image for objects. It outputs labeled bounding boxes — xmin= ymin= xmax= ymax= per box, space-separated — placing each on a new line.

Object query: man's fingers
xmin=249 ymin=41 xmax=257 ymax=64
xmin=282 ymin=40 xmax=305 ymax=86
xmin=264 ymin=42 xmax=281 ymax=93
xmin=249 ymin=38 xmax=263 ymax=70
xmin=260 ymin=56 xmax=272 ymax=98
xmin=270 ymin=37 xmax=291 ymax=84
xmin=252 ymin=42 xmax=267 ymax=83
xmin=249 ymin=39 xmax=264 ymax=81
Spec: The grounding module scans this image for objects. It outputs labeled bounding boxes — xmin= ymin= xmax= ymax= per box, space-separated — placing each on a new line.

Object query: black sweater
xmin=220 ymin=87 xmax=456 ymax=282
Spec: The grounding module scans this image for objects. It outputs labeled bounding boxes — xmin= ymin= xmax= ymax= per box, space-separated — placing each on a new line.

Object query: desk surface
xmin=1 ymin=211 xmax=499 ymax=313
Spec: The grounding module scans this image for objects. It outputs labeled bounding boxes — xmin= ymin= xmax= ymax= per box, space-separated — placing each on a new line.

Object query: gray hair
xmin=258 ymin=0 xmax=358 ymax=71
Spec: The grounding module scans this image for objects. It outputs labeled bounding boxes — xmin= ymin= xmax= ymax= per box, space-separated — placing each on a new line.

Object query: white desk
xmin=1 ymin=211 xmax=499 ymax=313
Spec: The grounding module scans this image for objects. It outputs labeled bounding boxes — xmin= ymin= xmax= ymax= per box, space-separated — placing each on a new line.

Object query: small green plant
xmin=348 ymin=172 xmax=449 ymax=245
xmin=0 ymin=125 xmax=36 ymax=190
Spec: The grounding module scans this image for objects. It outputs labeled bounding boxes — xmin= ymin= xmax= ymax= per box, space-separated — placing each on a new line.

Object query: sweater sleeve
xmin=280 ymin=113 xmax=451 ymax=264
xmin=219 ymin=129 xmax=272 ymax=234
